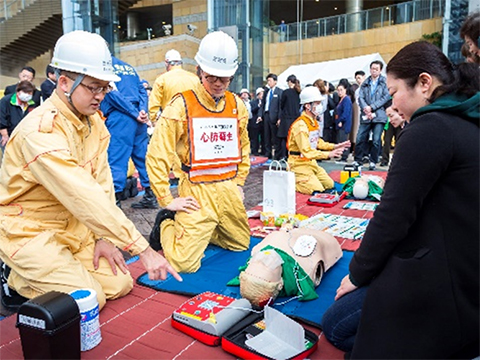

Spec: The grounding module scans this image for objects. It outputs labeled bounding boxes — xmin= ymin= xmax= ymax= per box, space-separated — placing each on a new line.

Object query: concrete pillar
xmin=346 ymin=0 xmax=363 ymax=32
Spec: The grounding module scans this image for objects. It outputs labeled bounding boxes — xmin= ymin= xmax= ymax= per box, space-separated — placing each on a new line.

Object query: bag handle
xmin=268 ymin=159 xmax=290 ymax=172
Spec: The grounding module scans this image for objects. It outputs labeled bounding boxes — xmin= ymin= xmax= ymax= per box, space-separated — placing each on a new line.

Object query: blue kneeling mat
xmin=136 ymin=237 xmax=353 ymax=328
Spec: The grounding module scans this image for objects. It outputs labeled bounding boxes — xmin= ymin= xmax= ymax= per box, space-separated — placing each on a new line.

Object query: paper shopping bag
xmin=263 ymin=160 xmax=296 ymax=215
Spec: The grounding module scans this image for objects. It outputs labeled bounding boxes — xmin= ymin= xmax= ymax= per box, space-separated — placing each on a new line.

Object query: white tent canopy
xmin=277 ymin=53 xmax=386 ymax=89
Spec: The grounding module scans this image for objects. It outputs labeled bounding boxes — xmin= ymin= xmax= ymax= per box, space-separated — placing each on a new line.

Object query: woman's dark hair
xmin=460 ymin=11 xmax=480 ymax=43
xmin=338 ymin=78 xmax=355 ymax=102
xmin=387 ymin=41 xmax=479 ymax=102
xmin=16 ymin=80 xmax=36 ymax=93
xmin=287 ymin=74 xmax=301 ymax=93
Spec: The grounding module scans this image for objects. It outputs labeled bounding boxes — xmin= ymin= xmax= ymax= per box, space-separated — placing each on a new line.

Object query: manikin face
xmin=60 ymin=74 xmax=109 ymax=116
xmin=19 ymin=69 xmax=34 ymax=82
xmin=200 ymin=70 xmax=231 ymax=98
xmin=387 ymin=75 xmax=426 ymax=122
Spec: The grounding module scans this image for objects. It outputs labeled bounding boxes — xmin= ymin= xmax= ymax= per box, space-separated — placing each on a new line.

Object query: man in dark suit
xmin=258 ymin=73 xmax=282 ymax=159
xmin=40 ymin=65 xmax=56 ymax=101
xmin=4 ymin=66 xmax=41 ymax=107
xmin=249 ymin=87 xmax=264 ymax=155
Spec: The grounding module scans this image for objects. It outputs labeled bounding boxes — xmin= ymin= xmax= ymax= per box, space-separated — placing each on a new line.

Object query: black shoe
xmin=1 ymin=264 xmax=28 ymax=311
xmin=131 ymin=187 xmax=159 ymax=209
xmin=126 ymin=177 xmax=139 ymax=198
xmin=149 ymin=209 xmax=176 ymax=251
xmin=379 ymin=161 xmax=388 ymax=167
xmin=115 ymin=192 xmax=123 ymax=208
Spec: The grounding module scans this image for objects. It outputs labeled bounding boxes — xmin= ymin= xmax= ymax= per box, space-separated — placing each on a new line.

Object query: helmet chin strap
xmin=63 ymin=73 xmax=85 ymax=115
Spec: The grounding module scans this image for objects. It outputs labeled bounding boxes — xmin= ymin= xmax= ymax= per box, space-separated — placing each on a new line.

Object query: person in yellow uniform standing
xmin=148 ymin=49 xmax=201 ymax=189
xmin=0 ymin=31 xmax=181 ymax=310
xmin=149 ymin=49 xmax=200 ymax=122
xmin=287 ymin=86 xmax=350 ymax=195
xmin=146 ymin=31 xmax=251 ymax=273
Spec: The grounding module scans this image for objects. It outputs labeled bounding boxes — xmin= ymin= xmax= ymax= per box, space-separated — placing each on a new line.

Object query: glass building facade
xmin=209 ymin=0 xmax=269 ymax=92
xmin=61 ymin=0 xmax=119 ymax=54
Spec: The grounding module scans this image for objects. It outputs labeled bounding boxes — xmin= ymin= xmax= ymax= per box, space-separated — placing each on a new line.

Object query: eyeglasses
xmin=204 ymin=74 xmax=233 ymax=84
xmin=65 ymin=74 xmax=113 ymax=94
xmin=78 ymin=82 xmax=113 ymax=94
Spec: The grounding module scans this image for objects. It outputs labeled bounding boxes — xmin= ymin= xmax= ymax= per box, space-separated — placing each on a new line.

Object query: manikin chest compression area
xmin=234 ymin=228 xmax=342 ymax=306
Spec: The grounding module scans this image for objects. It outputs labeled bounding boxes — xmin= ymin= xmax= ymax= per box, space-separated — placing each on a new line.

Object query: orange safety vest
xmin=182 ymin=90 xmax=242 ymax=183
xmin=287 ymin=113 xmax=320 ymax=157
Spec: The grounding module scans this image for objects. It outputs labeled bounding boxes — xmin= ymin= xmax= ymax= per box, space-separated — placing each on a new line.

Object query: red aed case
xmin=171 ymin=292 xmax=319 ymax=359
xmin=221 ymin=313 xmax=319 ymax=360
xmin=307 ymin=191 xmax=347 ymax=207
xmin=171 ymin=292 xmax=252 ymax=346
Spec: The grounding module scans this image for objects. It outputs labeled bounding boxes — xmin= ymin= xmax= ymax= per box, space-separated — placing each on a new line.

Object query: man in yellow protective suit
xmin=146 ymin=31 xmax=251 ymax=273
xmin=287 ymin=86 xmax=350 ymax=195
xmin=0 ymin=31 xmax=181 ymax=311
xmin=148 ymin=49 xmax=201 ymax=187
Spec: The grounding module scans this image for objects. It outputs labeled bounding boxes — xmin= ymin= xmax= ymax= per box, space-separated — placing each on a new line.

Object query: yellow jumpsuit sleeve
xmin=91 ymin=126 xmax=116 ymax=204
xmin=234 ymin=97 xmax=251 ymax=186
xmin=291 ymin=121 xmax=331 ymax=160
xmin=317 ymin=138 xmax=335 ymax=151
xmin=21 ymin=130 xmax=149 ymax=255
xmin=148 ymin=76 xmax=164 ymax=122
xmin=146 ymin=96 xmax=185 ymax=208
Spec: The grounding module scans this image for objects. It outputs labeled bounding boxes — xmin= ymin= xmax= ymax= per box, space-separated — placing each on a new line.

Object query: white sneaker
xmin=369 ymin=162 xmax=376 ymax=170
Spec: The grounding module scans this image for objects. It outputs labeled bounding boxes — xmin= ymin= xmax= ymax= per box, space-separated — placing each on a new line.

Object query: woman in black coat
xmin=323 ymin=42 xmax=479 ymax=359
xmin=277 ymin=74 xmax=300 ymax=160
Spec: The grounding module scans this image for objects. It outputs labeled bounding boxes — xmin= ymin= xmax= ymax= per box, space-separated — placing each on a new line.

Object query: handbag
xmin=263 ymin=160 xmax=296 ymax=215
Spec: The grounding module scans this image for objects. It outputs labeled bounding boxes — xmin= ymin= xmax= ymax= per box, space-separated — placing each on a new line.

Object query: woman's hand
xmin=334 ymin=140 xmax=351 ymax=150
xmin=328 ymin=148 xmax=344 ymax=159
xmin=93 ymin=239 xmax=128 ymax=275
xmin=335 ymin=274 xmax=358 ymax=300
xmin=166 ymin=196 xmax=200 ymax=213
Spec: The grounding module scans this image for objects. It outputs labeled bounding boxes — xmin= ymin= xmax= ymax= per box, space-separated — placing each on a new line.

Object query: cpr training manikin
xmin=237 ymin=228 xmax=342 ymax=306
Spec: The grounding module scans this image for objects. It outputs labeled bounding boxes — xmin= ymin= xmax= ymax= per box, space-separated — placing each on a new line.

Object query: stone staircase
xmin=0 ymin=0 xmax=141 ymax=77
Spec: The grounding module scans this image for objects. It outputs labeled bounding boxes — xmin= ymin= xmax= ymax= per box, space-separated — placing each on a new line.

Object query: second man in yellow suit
xmin=287 ymin=86 xmax=350 ymax=195
xmin=149 ymin=49 xmax=200 ymax=182
xmin=146 ymin=31 xmax=251 ymax=273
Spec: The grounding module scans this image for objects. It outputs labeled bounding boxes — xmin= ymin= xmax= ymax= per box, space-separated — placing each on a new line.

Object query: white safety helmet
xmin=194 ymin=31 xmax=238 ymax=77
xmin=255 ymin=87 xmax=264 ymax=95
xmin=165 ymin=49 xmax=182 ymax=62
xmin=299 ymin=86 xmax=323 ymax=105
xmin=240 ymin=88 xmax=249 ymax=95
xmin=51 ymin=31 xmax=120 ymax=82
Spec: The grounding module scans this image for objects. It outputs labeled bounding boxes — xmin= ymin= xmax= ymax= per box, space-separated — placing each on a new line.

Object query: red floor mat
xmin=0 ymin=261 xmax=344 ymax=360
xmin=249 ymin=170 xmax=387 ymax=251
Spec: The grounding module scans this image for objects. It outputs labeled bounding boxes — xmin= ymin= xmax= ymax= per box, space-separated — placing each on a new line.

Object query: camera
xmin=162 ymin=24 xmax=172 ymax=36
xmin=187 ymin=24 xmax=197 ymax=34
